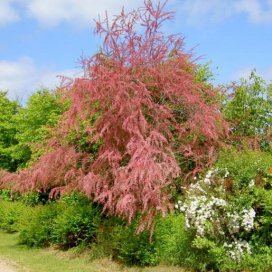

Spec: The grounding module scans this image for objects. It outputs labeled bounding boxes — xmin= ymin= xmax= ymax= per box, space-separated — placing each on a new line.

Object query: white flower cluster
xmin=223 ymin=240 xmax=251 ymax=262
xmin=178 ymin=168 xmax=256 ymax=262
xmin=227 ymin=208 xmax=255 ymax=234
xmin=241 ymin=208 xmax=255 ymax=232
xmin=181 ymin=195 xmax=227 ymax=236
xmin=227 ymin=212 xmax=240 ymax=234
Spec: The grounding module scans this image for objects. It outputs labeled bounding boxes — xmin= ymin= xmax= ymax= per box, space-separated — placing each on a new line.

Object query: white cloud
xmin=0 ymin=0 xmax=145 ymax=28
xmin=234 ymin=0 xmax=272 ymax=24
xmin=2 ymin=0 xmax=272 ymax=28
xmin=177 ymin=0 xmax=233 ymax=25
xmin=232 ymin=66 xmax=272 ymax=82
xmin=0 ymin=57 xmax=80 ymax=101
xmin=0 ymin=0 xmax=19 ymax=26
xmin=26 ymin=0 xmax=144 ymax=27
xmin=0 ymin=57 xmax=35 ymax=99
xmin=176 ymin=0 xmax=272 ymax=25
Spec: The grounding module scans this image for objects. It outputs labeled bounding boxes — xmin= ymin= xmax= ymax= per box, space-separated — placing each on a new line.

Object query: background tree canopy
xmin=0 ymin=92 xmax=20 ymax=171
xmin=0 ymin=89 xmax=64 ymax=171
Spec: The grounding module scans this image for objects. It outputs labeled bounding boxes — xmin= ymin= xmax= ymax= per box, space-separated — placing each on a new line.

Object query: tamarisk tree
xmin=0 ymin=1 xmax=228 ymax=230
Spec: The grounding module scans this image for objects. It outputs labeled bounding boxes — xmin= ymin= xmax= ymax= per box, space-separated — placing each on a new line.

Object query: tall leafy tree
xmin=13 ymin=89 xmax=65 ymax=168
xmin=223 ymin=71 xmax=272 ymax=150
xmin=1 ymin=1 xmax=228 ymax=230
xmin=0 ymin=92 xmax=20 ymax=171
xmin=0 ymin=89 xmax=65 ymax=171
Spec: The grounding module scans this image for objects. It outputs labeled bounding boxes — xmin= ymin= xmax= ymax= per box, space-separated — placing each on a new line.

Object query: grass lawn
xmin=0 ymin=231 xmax=188 ymax=272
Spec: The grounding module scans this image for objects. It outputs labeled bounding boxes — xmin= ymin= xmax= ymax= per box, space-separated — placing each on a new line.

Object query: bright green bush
xmin=92 ymin=214 xmax=192 ymax=267
xmin=18 ymin=193 xmax=101 ymax=249
xmin=155 ymin=214 xmax=212 ymax=270
xmin=51 ymin=194 xmax=101 ymax=248
xmin=217 ymin=148 xmax=272 ymax=188
xmin=1 ymin=168 xmax=270 ymax=271
xmin=0 ymin=191 xmax=165 ymax=266
xmin=0 ymin=200 xmax=27 ymax=233
xmin=0 ymin=189 xmax=14 ymax=201
xmin=112 ymin=223 xmax=159 ymax=266
xmin=218 ymin=149 xmax=272 ymax=253
xmin=19 ymin=192 xmax=41 ymax=206
xmin=18 ymin=204 xmax=58 ymax=247
xmin=90 ymin=215 xmax=162 ymax=266
xmin=0 ymin=193 xmax=102 ymax=249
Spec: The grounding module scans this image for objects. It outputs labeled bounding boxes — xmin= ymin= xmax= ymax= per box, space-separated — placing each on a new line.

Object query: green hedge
xmin=1 ymin=175 xmax=272 ymax=271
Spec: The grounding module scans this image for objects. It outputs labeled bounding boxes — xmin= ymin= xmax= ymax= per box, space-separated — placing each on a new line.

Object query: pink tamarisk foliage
xmin=0 ymin=0 xmax=228 ymax=231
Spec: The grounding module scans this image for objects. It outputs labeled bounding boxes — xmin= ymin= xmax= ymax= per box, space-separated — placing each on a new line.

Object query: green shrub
xmin=155 ymin=213 xmax=222 ymax=271
xmin=19 ymin=192 xmax=41 ymax=206
xmin=154 ymin=214 xmax=186 ymax=264
xmin=0 ymin=189 xmax=21 ymax=202
xmin=111 ymin=222 xmax=159 ymax=266
xmin=0 ymin=189 xmax=49 ymax=206
xmin=217 ymin=148 xmax=272 ymax=188
xmin=0 ymin=189 xmax=13 ymax=201
xmin=167 ymin=149 xmax=272 ymax=271
xmin=51 ymin=195 xmax=101 ymax=248
xmin=18 ymin=193 xmax=101 ymax=249
xmin=0 ymin=201 xmax=26 ymax=233
xmin=90 ymin=215 xmax=160 ymax=266
xmin=18 ymin=203 xmax=58 ymax=247
xmin=217 ymin=149 xmax=272 ymax=248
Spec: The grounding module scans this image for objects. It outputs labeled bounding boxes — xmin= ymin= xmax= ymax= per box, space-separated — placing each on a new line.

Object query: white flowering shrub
xmin=169 ymin=150 xmax=272 ymax=271
xmin=223 ymin=239 xmax=251 ymax=262
xmin=178 ymin=169 xmax=256 ymax=262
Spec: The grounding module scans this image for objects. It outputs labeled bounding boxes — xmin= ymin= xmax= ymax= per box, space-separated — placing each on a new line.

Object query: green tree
xmin=224 ymin=71 xmax=272 ymax=137
xmin=194 ymin=61 xmax=215 ymax=84
xmin=13 ymin=89 xmax=65 ymax=168
xmin=0 ymin=89 xmax=65 ymax=171
xmin=0 ymin=92 xmax=20 ymax=171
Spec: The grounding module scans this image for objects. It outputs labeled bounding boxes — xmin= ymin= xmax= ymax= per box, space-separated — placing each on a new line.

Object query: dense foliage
xmin=174 ymin=149 xmax=272 ymax=271
xmin=224 ymin=71 xmax=272 ymax=150
xmin=0 ymin=1 xmax=271 ymax=271
xmin=0 ymin=89 xmax=64 ymax=171
xmin=14 ymin=89 xmax=65 ymax=167
xmin=0 ymin=1 xmax=227 ymax=230
xmin=0 ymin=92 xmax=20 ymax=171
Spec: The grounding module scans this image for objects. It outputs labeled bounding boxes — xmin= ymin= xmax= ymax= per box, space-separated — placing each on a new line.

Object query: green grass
xmin=0 ymin=231 xmax=189 ymax=272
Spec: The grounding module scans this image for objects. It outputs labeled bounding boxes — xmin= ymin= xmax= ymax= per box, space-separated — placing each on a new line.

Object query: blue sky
xmin=1 ymin=0 xmax=272 ymax=101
